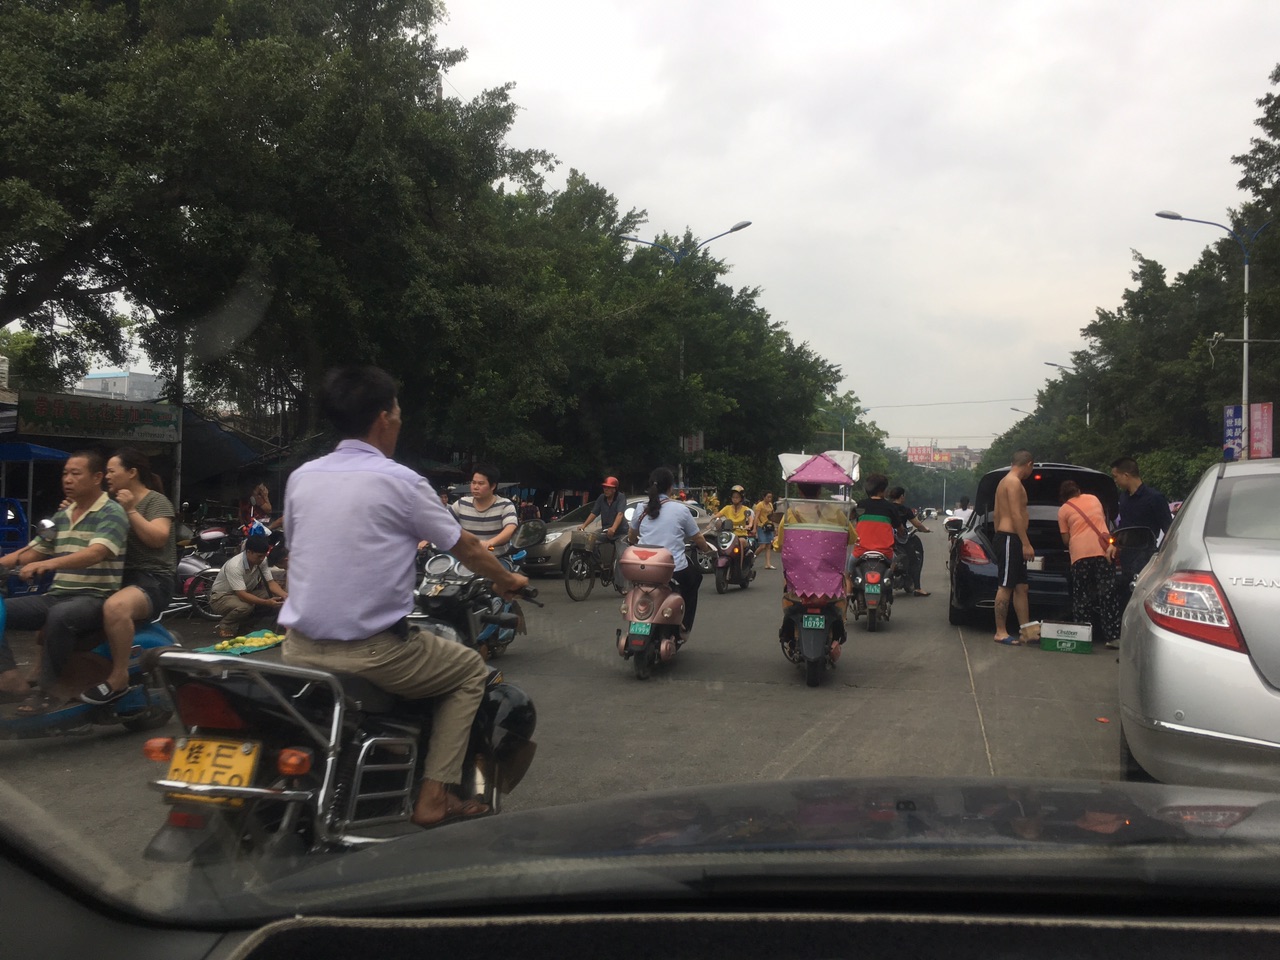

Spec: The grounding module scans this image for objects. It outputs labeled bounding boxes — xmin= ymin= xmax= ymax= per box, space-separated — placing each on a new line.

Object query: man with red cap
xmin=581 ymin=477 xmax=626 ymax=538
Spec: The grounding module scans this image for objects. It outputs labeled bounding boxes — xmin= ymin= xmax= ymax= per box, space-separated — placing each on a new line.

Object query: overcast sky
xmin=437 ymin=1 xmax=1278 ymax=452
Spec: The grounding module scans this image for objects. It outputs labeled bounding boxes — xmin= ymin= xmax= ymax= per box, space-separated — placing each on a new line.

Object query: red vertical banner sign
xmin=1250 ymin=402 xmax=1273 ymax=459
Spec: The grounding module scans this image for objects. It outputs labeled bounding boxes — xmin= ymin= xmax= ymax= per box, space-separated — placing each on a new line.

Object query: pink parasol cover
xmin=778 ymin=450 xmax=860 ymax=485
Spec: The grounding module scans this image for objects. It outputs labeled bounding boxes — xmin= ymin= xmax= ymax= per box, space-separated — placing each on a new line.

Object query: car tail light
xmin=175 ymin=683 xmax=248 ymax=730
xmin=958 ymin=540 xmax=988 ymax=565
xmin=1144 ymin=571 xmax=1247 ymax=653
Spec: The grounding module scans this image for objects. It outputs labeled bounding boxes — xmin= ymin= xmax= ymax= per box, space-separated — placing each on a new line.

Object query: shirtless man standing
xmin=993 ymin=449 xmax=1036 ymax=645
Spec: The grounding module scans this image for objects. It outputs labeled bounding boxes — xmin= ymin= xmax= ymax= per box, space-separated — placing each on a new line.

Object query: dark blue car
xmin=947 ymin=463 xmax=1117 ymax=628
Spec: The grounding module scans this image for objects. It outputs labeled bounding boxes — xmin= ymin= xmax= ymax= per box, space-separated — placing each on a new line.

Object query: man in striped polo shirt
xmin=0 ymin=451 xmax=128 ymax=711
xmin=449 ymin=463 xmax=518 ymax=557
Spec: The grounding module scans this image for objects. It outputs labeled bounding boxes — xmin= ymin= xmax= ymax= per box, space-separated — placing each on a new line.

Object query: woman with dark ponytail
xmin=81 ymin=448 xmax=177 ymax=704
xmin=627 ymin=467 xmax=713 ymax=637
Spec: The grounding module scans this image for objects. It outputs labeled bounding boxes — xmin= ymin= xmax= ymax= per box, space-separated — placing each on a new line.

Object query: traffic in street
xmin=0 ymin=530 xmax=1125 ymax=876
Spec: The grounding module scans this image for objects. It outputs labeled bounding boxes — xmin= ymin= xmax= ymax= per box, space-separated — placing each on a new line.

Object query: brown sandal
xmin=415 ymin=796 xmax=491 ymax=828
xmin=14 ymin=692 xmax=66 ymax=716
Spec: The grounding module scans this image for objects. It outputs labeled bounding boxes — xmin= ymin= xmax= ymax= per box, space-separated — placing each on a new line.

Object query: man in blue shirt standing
xmin=1111 ymin=456 xmax=1172 ymax=597
xmin=1110 ymin=457 xmax=1173 ymax=540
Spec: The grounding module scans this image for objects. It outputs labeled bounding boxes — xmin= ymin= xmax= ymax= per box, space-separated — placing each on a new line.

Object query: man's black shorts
xmin=994 ymin=531 xmax=1027 ymax=588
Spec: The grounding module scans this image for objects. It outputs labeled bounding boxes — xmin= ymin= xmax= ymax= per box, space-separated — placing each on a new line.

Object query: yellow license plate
xmin=166 ymin=738 xmax=260 ymax=806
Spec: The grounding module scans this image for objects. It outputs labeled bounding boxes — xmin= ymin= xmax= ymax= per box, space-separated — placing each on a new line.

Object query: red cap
xmin=602 ymin=476 xmax=619 ymax=488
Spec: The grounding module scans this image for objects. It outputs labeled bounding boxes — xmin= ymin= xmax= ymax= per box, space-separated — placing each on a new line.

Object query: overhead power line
xmin=867 ymin=397 xmax=1036 ymax=409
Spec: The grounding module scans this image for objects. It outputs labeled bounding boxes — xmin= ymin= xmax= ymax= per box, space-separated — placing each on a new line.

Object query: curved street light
xmin=621 ymin=220 xmax=752 ymax=265
xmin=621 ymin=220 xmax=752 ymax=489
xmin=1010 ymin=407 xmax=1034 ymax=417
xmin=1156 ymin=209 xmax=1273 ymax=460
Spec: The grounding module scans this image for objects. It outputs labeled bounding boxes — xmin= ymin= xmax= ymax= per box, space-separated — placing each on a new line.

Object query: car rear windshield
xmin=556 ymin=503 xmax=593 ymax=523
xmin=1205 ymin=475 xmax=1280 ymax=540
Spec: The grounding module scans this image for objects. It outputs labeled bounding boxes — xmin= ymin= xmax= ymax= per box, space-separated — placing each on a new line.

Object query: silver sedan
xmin=1118 ymin=459 xmax=1280 ymax=789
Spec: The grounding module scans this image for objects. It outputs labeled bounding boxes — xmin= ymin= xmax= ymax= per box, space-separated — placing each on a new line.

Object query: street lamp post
xmin=1044 ymin=361 xmax=1089 ymax=427
xmin=1156 ymin=210 xmax=1272 ymax=460
xmin=817 ymin=407 xmax=847 ymax=450
xmin=1010 ymin=407 xmax=1034 ymax=417
xmin=622 ymin=221 xmax=752 ymax=489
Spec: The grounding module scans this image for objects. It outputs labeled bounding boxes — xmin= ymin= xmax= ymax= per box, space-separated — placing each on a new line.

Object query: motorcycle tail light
xmin=167 ymin=809 xmax=207 ymax=830
xmin=277 ymin=748 xmax=314 ymax=777
xmin=1145 ymin=571 xmax=1246 ymax=653
xmin=175 ymin=683 xmax=247 ymax=730
xmin=865 ymin=571 xmax=881 ymax=584
xmin=958 ymin=540 xmax=988 ymax=565
xmin=143 ymin=737 xmax=175 ymax=762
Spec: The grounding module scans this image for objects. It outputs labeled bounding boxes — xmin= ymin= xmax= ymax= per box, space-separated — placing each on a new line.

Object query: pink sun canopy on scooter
xmin=778 ymin=450 xmax=860 ymax=486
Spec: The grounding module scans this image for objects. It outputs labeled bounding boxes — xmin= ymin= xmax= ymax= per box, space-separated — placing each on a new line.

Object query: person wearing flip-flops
xmin=82 ymin=448 xmax=177 ymax=706
xmin=0 ymin=451 xmax=129 ymax=714
xmin=992 ymin=450 xmax=1036 ymax=646
xmin=279 ymin=366 xmax=529 ymax=828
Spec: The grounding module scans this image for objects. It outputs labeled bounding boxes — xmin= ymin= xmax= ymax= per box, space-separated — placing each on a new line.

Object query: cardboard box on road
xmin=1038 ymin=620 xmax=1093 ymax=654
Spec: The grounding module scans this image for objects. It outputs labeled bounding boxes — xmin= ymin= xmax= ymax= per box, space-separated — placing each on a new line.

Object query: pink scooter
xmin=615 ymin=544 xmax=685 ymax=680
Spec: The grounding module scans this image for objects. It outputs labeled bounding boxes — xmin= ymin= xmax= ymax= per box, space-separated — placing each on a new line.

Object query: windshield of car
xmin=7 ymin=0 xmax=1280 ymax=933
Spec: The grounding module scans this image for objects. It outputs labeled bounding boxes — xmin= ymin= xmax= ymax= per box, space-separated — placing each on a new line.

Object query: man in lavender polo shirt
xmin=280 ymin=366 xmax=528 ymax=827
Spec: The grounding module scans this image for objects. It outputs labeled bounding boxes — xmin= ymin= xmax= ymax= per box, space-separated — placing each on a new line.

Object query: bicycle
xmin=564 ymin=530 xmax=625 ymax=601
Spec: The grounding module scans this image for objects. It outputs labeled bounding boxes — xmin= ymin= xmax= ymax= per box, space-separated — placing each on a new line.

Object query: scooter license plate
xmin=630 ymin=621 xmax=652 ymax=636
xmin=864 ymin=583 xmax=882 ymax=595
xmin=165 ymin=738 xmax=260 ymax=806
xmin=801 ymin=614 xmax=825 ymax=630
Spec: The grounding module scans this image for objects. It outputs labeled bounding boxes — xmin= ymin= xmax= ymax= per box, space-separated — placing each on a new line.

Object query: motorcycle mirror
xmin=511 ymin=519 xmax=547 ymax=549
xmin=37 ymin=519 xmax=57 ymax=542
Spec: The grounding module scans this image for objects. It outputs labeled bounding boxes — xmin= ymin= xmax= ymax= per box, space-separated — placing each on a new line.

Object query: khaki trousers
xmin=283 ymin=625 xmax=487 ymax=786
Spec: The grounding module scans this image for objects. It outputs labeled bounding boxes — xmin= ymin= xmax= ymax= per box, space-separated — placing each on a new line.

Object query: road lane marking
xmin=958 ymin=627 xmax=997 ymax=776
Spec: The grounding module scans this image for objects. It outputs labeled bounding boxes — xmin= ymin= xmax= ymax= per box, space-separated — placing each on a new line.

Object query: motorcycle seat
xmin=333 ymin=663 xmax=505 ymax=714
xmin=333 ymin=673 xmax=399 ymax=713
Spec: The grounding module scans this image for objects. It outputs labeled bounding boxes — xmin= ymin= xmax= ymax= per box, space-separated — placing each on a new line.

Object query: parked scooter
xmin=774 ymin=451 xmax=861 ymax=686
xmin=141 ymin=650 xmax=536 ymax=868
xmin=708 ymin=518 xmax=756 ymax=594
xmin=414 ymin=521 xmax=546 ymax=660
xmin=849 ymin=550 xmax=894 ymax=631
xmin=615 ymin=543 xmax=690 ymax=679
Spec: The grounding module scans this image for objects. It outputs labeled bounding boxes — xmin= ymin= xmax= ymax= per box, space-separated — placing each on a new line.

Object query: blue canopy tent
xmin=0 ymin=442 xmax=70 ymax=541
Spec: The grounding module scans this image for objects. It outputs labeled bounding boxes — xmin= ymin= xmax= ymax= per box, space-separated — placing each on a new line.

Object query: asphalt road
xmin=0 ymin=531 xmax=1123 ymax=885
